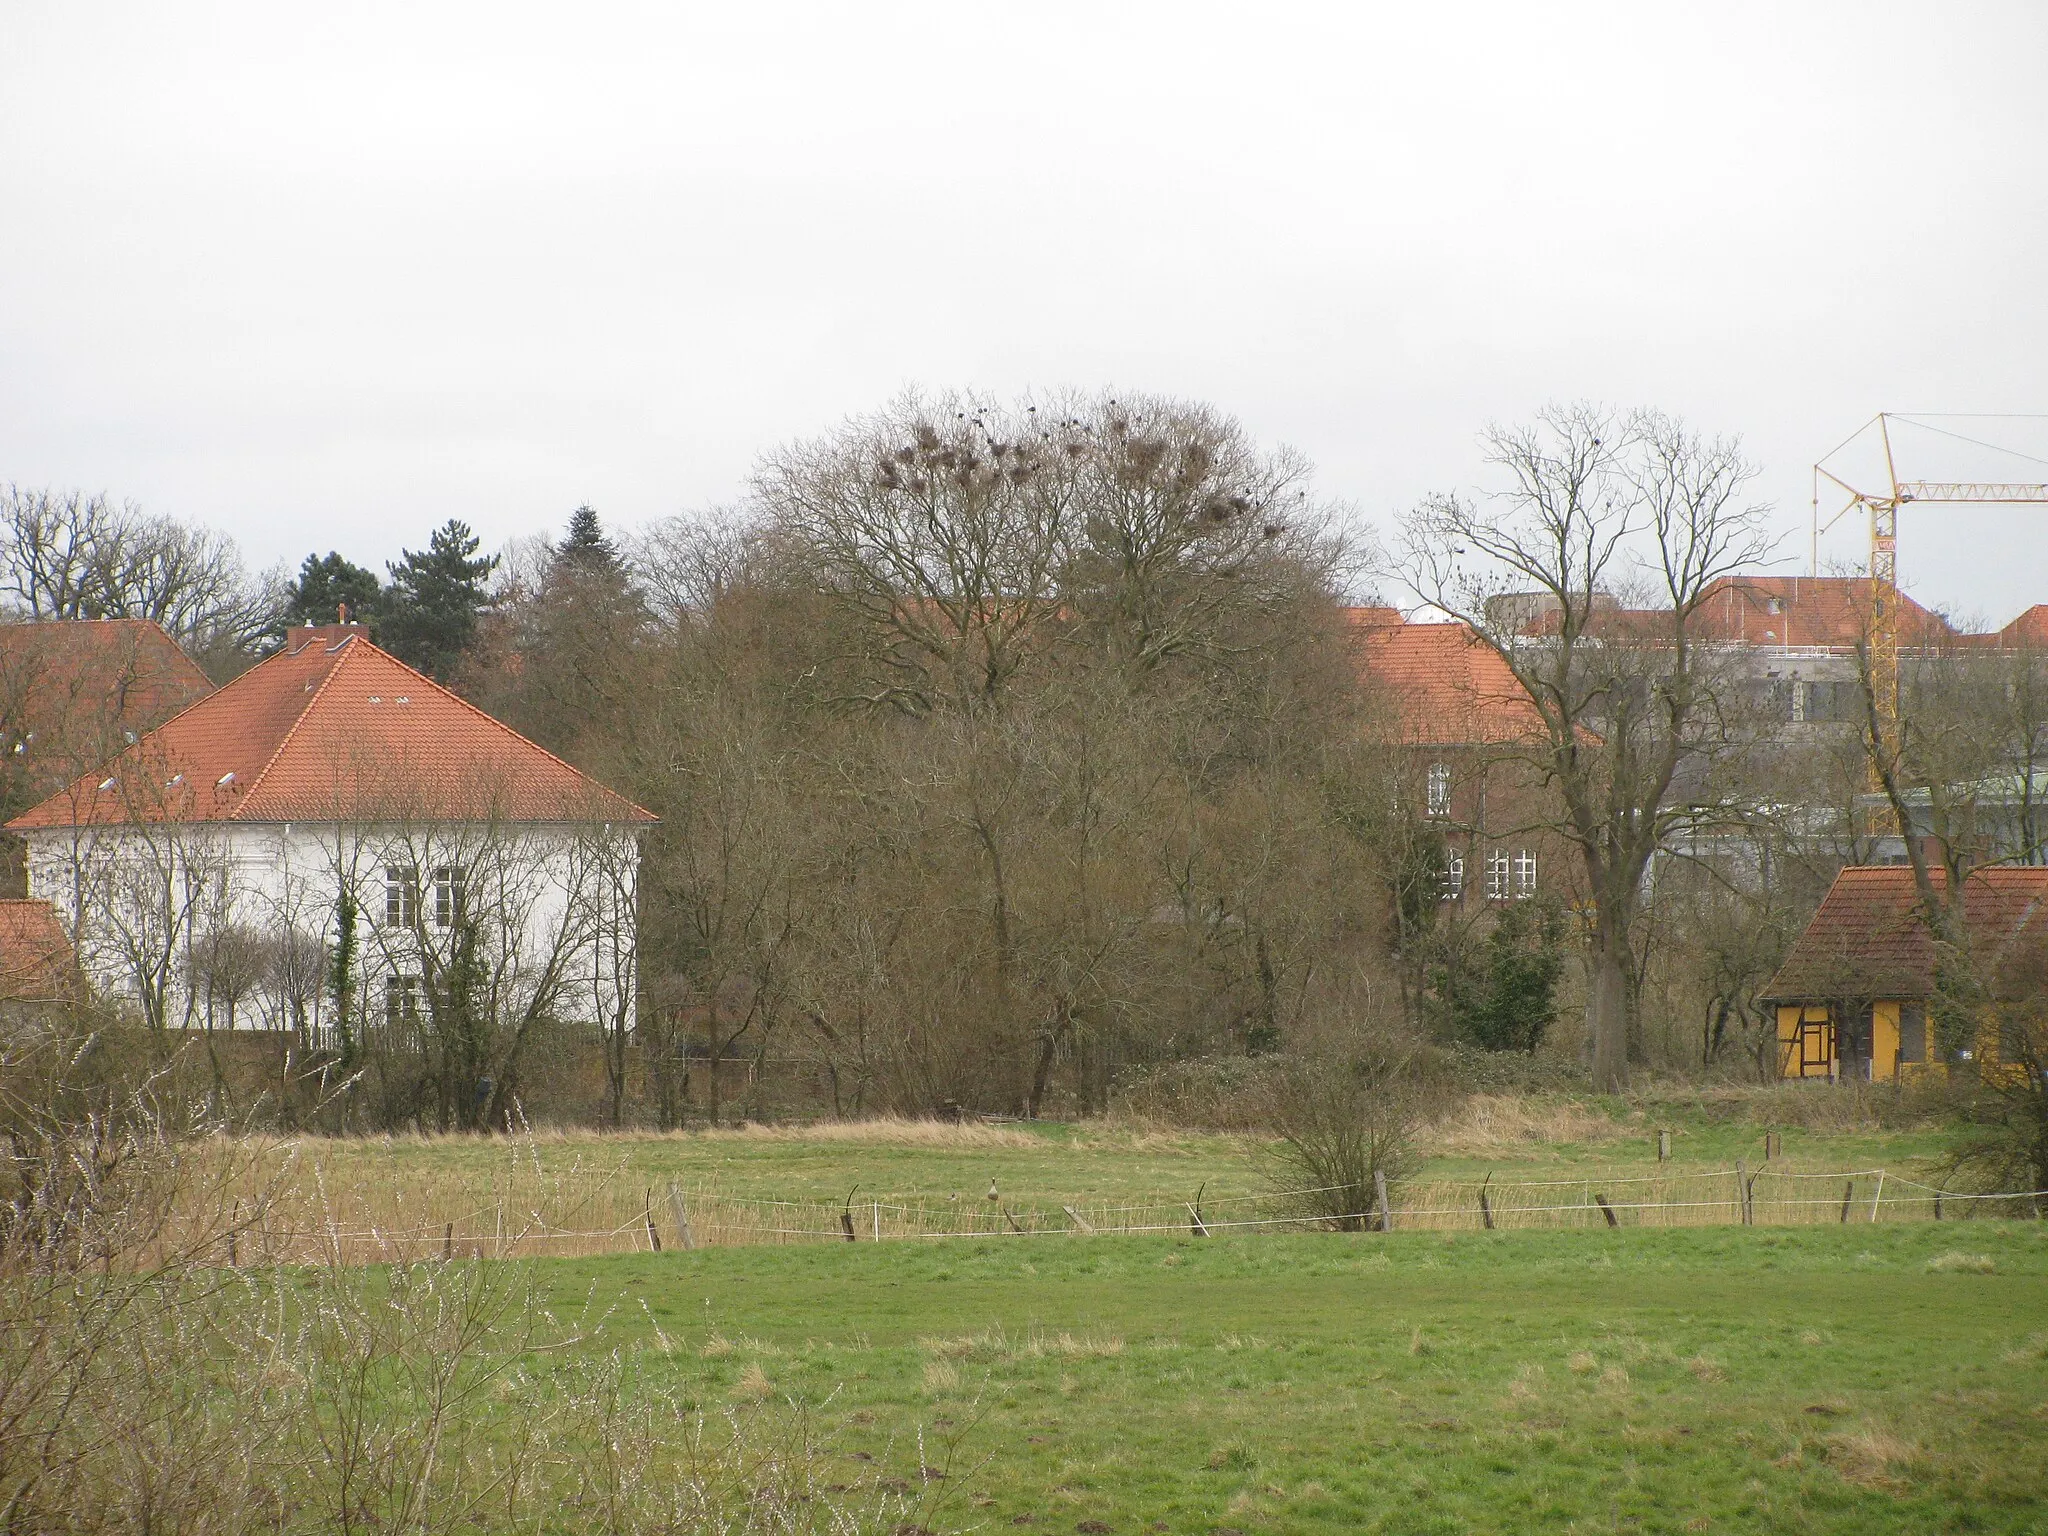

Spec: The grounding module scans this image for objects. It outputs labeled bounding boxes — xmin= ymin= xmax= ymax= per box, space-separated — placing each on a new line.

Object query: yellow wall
xmin=1776 ymin=1005 xmax=1802 ymax=1077
xmin=1779 ymin=1003 xmax=1835 ymax=1079
xmin=1872 ymin=1000 xmax=1901 ymax=1082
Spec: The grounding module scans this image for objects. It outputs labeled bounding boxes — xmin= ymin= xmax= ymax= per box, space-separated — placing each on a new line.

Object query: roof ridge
xmin=295 ymin=637 xmax=656 ymax=822
xmin=234 ymin=635 xmax=360 ymax=818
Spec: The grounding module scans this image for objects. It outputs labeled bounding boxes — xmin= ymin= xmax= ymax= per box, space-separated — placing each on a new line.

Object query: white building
xmin=8 ymin=622 xmax=654 ymax=1047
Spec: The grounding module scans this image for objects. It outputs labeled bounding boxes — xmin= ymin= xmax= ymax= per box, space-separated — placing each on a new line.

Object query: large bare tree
xmin=1398 ymin=405 xmax=1773 ymax=1090
xmin=0 ymin=486 xmax=281 ymax=669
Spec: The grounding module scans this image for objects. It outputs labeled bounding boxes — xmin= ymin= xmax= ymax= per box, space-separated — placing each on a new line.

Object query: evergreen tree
xmin=1438 ymin=898 xmax=1569 ymax=1054
xmin=556 ymin=504 xmax=621 ymax=576
xmin=381 ymin=520 xmax=499 ymax=680
xmin=277 ymin=552 xmax=382 ymax=638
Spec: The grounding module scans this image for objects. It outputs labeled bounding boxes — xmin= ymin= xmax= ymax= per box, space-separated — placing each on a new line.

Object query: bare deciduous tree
xmin=0 ymin=485 xmax=281 ymax=669
xmin=1398 ymin=405 xmax=1774 ymax=1090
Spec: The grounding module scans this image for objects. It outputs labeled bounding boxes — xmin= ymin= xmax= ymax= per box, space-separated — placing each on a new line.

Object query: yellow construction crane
xmin=1813 ymin=412 xmax=2048 ymax=756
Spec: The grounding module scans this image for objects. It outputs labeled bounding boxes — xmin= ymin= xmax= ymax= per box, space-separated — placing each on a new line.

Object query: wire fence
xmin=210 ymin=1161 xmax=2048 ymax=1268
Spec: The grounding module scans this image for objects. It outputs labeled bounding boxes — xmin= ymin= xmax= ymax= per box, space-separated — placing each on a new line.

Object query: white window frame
xmin=1439 ymin=848 xmax=1464 ymax=902
xmin=1485 ymin=850 xmax=1511 ymax=902
xmin=385 ymin=973 xmax=421 ymax=1027
xmin=1513 ymin=849 xmax=1537 ymax=899
xmin=384 ymin=865 xmax=418 ymax=928
xmin=433 ymin=865 xmax=467 ymax=929
xmin=1425 ymin=763 xmax=1452 ymax=819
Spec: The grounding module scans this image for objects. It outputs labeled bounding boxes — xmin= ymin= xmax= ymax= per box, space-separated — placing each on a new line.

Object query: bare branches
xmin=0 ymin=485 xmax=281 ymax=662
xmin=1396 ymin=405 xmax=1777 ymax=1089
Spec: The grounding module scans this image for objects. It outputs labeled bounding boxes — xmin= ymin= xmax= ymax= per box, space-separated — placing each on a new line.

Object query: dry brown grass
xmin=1926 ymin=1250 xmax=1997 ymax=1274
xmin=1823 ymin=1426 xmax=1918 ymax=1489
xmin=1423 ymin=1095 xmax=1623 ymax=1155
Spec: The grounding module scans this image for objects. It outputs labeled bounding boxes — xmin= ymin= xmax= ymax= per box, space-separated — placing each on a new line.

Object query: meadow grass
xmin=516 ymin=1222 xmax=2048 ymax=1534
xmin=229 ymin=1091 xmax=1971 ymax=1261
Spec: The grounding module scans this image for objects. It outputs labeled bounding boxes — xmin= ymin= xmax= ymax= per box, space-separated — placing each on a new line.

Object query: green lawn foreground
xmin=518 ymin=1223 xmax=2048 ymax=1535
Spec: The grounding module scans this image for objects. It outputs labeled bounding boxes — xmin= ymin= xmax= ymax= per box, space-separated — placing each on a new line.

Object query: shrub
xmin=1258 ymin=1049 xmax=1434 ymax=1231
xmin=1435 ymin=899 xmax=1569 ymax=1053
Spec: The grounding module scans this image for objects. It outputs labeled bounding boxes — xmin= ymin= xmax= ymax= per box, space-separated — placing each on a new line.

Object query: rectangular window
xmin=1513 ymin=849 xmax=1537 ymax=899
xmin=384 ymin=866 xmax=418 ymax=927
xmin=433 ymin=865 xmax=467 ymax=928
xmin=1439 ymin=848 xmax=1464 ymax=902
xmin=1897 ymin=1004 xmax=1926 ymax=1065
xmin=385 ymin=974 xmax=421 ymax=1027
xmin=1485 ymin=850 xmax=1511 ymax=901
xmin=1790 ymin=679 xmax=1807 ymax=722
xmin=1425 ymin=763 xmax=1452 ymax=819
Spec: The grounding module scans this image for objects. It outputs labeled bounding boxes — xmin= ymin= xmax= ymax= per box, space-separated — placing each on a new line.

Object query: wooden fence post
xmin=840 ymin=1207 xmax=857 ymax=1241
xmin=1594 ymin=1194 xmax=1620 ymax=1228
xmin=1736 ymin=1160 xmax=1751 ymax=1225
xmin=1869 ymin=1171 xmax=1884 ymax=1223
xmin=1764 ymin=1130 xmax=1781 ymax=1161
xmin=645 ymin=1190 xmax=663 ymax=1252
xmin=1374 ymin=1170 xmax=1392 ymax=1233
xmin=1933 ymin=1190 xmax=1943 ymax=1221
xmin=1063 ymin=1205 xmax=1096 ymax=1233
xmin=1657 ymin=1130 xmax=1670 ymax=1163
xmin=1478 ymin=1174 xmax=1495 ymax=1231
xmin=668 ymin=1185 xmax=697 ymax=1250
xmin=1839 ymin=1180 xmax=1854 ymax=1224
xmin=443 ymin=1221 xmax=454 ymax=1261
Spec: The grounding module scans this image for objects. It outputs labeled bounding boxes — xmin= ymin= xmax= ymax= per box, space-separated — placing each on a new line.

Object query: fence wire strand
xmin=198 ymin=1159 xmax=2048 ymax=1267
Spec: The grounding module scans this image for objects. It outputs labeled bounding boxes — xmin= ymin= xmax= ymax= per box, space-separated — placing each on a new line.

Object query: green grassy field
xmin=269 ymin=1088 xmax=1957 ymax=1210
xmin=511 ymin=1222 xmax=2048 ymax=1534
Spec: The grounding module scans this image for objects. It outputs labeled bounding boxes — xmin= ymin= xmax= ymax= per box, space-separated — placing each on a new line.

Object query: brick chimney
xmin=286 ymin=601 xmax=368 ymax=654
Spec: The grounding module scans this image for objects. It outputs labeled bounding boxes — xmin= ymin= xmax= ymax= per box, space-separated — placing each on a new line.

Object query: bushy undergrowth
xmin=0 ymin=1016 xmax=949 ymax=1534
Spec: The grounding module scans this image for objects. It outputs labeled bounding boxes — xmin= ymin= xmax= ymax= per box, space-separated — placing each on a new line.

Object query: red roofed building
xmin=0 ymin=898 xmax=82 ymax=1008
xmin=1348 ymin=609 xmax=1560 ymax=907
xmin=1685 ymin=576 xmax=1955 ymax=651
xmin=1995 ymin=605 xmax=2048 ymax=651
xmin=0 ymin=618 xmax=215 ymax=891
xmin=1762 ymin=865 xmax=2048 ymax=1081
xmin=9 ymin=624 xmax=654 ymax=1067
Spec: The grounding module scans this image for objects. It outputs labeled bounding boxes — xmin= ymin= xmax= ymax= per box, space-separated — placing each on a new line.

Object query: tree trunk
xmin=1587 ymin=940 xmax=1630 ymax=1093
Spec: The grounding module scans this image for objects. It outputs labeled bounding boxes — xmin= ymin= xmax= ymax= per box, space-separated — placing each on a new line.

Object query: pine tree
xmin=278 ymin=552 xmax=382 ymax=637
xmin=556 ymin=504 xmax=621 ymax=575
xmin=382 ymin=520 xmax=499 ymax=680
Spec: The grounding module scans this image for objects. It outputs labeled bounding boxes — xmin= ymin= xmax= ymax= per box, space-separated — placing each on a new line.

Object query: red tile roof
xmin=1996 ymin=605 xmax=2048 ymax=650
xmin=8 ymin=626 xmax=654 ymax=829
xmin=1347 ymin=611 xmax=1546 ymax=747
xmin=1686 ymin=576 xmax=1954 ymax=650
xmin=0 ymin=899 xmax=81 ymax=1001
xmin=1762 ymin=865 xmax=2048 ymax=1001
xmin=0 ymin=620 xmax=214 ymax=788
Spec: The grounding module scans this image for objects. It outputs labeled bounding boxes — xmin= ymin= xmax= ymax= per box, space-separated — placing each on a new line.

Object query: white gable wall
xmin=23 ymin=818 xmax=639 ymax=1040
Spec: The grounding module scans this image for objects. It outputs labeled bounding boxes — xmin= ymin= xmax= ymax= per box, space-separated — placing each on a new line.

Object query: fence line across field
xmin=200 ymin=1161 xmax=2048 ymax=1266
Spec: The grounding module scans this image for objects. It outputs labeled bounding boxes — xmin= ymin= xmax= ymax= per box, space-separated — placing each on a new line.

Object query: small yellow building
xmin=1762 ymin=865 xmax=2048 ymax=1083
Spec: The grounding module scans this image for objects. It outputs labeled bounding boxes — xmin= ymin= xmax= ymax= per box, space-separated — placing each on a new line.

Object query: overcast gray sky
xmin=4 ymin=2 xmax=2045 ymax=624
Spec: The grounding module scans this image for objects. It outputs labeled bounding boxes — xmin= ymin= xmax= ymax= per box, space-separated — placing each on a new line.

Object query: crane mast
xmin=1813 ymin=413 xmax=2048 ymax=765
